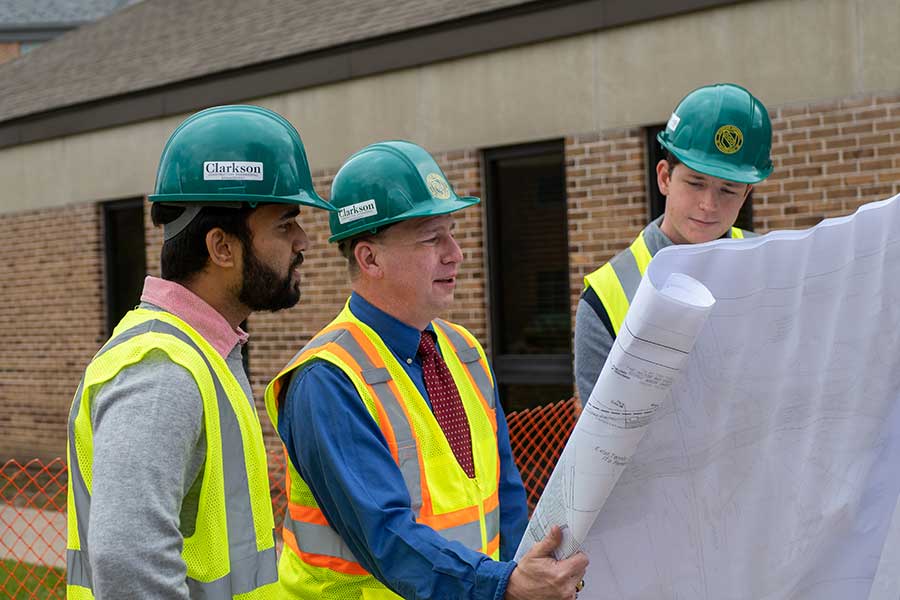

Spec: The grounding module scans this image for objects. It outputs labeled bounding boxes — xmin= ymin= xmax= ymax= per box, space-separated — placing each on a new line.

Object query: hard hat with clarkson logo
xmin=328 ymin=140 xmax=478 ymax=242
xmin=657 ymin=83 xmax=773 ymax=184
xmin=149 ymin=104 xmax=333 ymax=239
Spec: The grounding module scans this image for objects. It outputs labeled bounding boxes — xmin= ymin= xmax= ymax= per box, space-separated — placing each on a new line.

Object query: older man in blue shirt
xmin=265 ymin=141 xmax=588 ymax=600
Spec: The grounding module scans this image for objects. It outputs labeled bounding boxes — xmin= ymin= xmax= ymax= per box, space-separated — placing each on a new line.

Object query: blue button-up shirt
xmin=278 ymin=293 xmax=529 ymax=600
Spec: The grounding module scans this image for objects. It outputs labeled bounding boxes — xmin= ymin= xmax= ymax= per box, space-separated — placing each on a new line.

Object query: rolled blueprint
xmin=514 ymin=271 xmax=715 ymax=561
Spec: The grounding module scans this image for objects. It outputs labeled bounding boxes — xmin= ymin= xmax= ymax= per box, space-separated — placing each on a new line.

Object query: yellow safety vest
xmin=264 ymin=303 xmax=501 ymax=599
xmin=66 ymin=308 xmax=278 ymax=600
xmin=584 ymin=227 xmax=745 ymax=335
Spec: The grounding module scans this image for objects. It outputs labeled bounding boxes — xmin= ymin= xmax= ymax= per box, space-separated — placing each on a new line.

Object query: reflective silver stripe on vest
xmin=283 ymin=487 xmax=499 ymax=562
xmin=485 ymin=504 xmax=500 ymax=544
xmin=186 ymin=545 xmax=277 ymax=599
xmin=308 ymin=327 xmax=423 ymax=514
xmin=66 ymin=548 xmax=91 ymax=588
xmin=66 ymin=380 xmax=93 ymax=588
xmin=67 ymin=319 xmax=276 ymax=596
xmin=433 ymin=320 xmax=495 ymax=409
xmin=436 ymin=502 xmax=500 ymax=550
xmin=283 ymin=510 xmax=360 ymax=563
xmin=608 ymin=247 xmax=643 ymax=305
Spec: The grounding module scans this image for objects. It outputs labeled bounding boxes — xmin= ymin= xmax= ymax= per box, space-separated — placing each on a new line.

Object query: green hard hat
xmin=149 ymin=105 xmax=333 ymax=211
xmin=657 ymin=83 xmax=773 ymax=184
xmin=328 ymin=140 xmax=479 ymax=242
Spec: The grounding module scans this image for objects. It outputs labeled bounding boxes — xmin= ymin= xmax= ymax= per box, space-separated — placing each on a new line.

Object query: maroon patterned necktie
xmin=417 ymin=331 xmax=476 ymax=478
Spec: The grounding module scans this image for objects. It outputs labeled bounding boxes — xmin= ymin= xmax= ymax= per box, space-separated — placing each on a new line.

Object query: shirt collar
xmin=140 ymin=276 xmax=248 ymax=359
xmin=643 ymin=215 xmax=676 ymax=255
xmin=349 ymin=292 xmax=433 ymax=364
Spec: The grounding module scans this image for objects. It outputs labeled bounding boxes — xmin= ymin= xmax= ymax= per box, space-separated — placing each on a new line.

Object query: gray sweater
xmin=573 ymin=217 xmax=756 ymax=405
xmin=85 ymin=303 xmax=254 ymax=600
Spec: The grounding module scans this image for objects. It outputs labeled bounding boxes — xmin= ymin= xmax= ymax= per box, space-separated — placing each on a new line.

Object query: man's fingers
xmin=529 ymin=525 xmax=563 ymax=557
xmin=559 ymin=550 xmax=590 ymax=581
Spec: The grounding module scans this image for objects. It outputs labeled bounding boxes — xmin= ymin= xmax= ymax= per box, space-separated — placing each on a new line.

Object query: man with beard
xmin=264 ymin=141 xmax=588 ymax=599
xmin=66 ymin=105 xmax=334 ymax=600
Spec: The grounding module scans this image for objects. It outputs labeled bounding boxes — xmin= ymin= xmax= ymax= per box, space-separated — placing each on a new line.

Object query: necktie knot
xmin=417 ymin=331 xmax=438 ymax=359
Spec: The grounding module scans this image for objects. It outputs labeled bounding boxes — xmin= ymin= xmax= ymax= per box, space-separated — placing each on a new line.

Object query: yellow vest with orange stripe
xmin=584 ymin=226 xmax=745 ymax=335
xmin=264 ymin=303 xmax=501 ymax=599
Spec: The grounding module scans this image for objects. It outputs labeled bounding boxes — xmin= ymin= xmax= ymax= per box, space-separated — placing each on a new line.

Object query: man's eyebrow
xmin=280 ymin=207 xmax=301 ymax=221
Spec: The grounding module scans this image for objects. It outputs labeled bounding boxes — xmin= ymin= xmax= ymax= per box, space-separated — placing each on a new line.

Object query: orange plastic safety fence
xmin=1 ymin=458 xmax=67 ymax=599
xmin=1 ymin=400 xmax=577 ymax=597
xmin=506 ymin=397 xmax=581 ymax=513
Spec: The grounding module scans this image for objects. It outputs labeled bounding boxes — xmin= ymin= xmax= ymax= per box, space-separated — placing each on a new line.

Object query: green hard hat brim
xmin=661 ymin=142 xmax=773 ymax=185
xmin=149 ymin=190 xmax=336 ymax=211
xmin=329 ymin=195 xmax=480 ymax=242
xmin=658 ymin=129 xmax=773 ymax=185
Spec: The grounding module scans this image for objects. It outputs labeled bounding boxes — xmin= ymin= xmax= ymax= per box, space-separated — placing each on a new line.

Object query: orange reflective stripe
xmin=329 ymin=322 xmax=410 ymax=464
xmin=483 ymin=489 xmax=499 ymax=513
xmin=483 ymin=533 xmax=500 ymax=556
xmin=324 ymin=342 xmax=400 ymax=463
xmin=270 ymin=323 xmax=350 ymax=411
xmin=419 ymin=489 xmax=498 ymax=531
xmin=419 ymin=489 xmax=499 ymax=533
xmin=289 ymin=503 xmax=329 ymax=526
xmin=380 ymin=370 xmax=432 ymax=520
xmin=418 ymin=503 xmax=481 ymax=529
xmin=282 ymin=527 xmax=368 ymax=576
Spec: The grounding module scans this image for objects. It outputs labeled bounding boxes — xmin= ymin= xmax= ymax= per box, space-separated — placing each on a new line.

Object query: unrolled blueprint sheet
xmin=515 ymin=272 xmax=716 ymax=561
xmin=576 ymin=194 xmax=900 ymax=600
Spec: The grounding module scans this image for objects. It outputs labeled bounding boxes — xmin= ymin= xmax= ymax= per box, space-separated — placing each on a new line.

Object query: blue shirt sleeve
xmin=279 ymin=360 xmax=517 ymax=600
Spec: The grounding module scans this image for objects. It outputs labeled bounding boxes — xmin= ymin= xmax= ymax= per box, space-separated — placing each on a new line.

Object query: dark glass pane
xmin=490 ymin=151 xmax=570 ymax=355
xmin=500 ymin=384 xmax=574 ymax=414
xmin=104 ymin=200 xmax=146 ymax=334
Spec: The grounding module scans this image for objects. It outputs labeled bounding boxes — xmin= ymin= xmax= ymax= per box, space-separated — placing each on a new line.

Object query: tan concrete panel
xmin=1 ymin=0 xmax=895 ymax=215
xmin=857 ymin=0 xmax=900 ymax=92
xmin=592 ymin=0 xmax=857 ymax=129
xmin=260 ymin=68 xmax=422 ymax=170
xmin=0 ymin=116 xmax=183 ymax=213
xmin=416 ymin=35 xmax=594 ymax=151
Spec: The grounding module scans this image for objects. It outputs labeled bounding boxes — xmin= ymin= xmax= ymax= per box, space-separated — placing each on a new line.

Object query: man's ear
xmin=205 ymin=227 xmax=239 ymax=269
xmin=354 ymin=239 xmax=383 ymax=279
xmin=656 ymin=159 xmax=672 ymax=196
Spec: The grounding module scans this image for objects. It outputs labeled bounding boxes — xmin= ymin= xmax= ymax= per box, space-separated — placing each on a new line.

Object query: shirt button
xmin=406 ymin=358 xmax=413 ymax=365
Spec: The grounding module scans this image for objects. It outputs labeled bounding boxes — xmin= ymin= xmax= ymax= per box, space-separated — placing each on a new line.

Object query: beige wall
xmin=1 ymin=0 xmax=898 ymax=214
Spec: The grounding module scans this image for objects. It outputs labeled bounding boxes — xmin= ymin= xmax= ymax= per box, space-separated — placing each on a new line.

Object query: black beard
xmin=238 ymin=245 xmax=303 ymax=312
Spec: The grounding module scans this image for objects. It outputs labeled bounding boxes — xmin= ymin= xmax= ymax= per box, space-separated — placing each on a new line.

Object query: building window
xmin=103 ymin=199 xmax=146 ymax=335
xmin=646 ymin=124 xmax=753 ymax=230
xmin=484 ymin=140 xmax=572 ymax=413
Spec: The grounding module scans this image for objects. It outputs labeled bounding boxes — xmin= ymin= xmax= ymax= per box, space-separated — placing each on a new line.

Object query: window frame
xmin=102 ymin=198 xmax=147 ymax=336
xmin=482 ymin=139 xmax=573 ymax=391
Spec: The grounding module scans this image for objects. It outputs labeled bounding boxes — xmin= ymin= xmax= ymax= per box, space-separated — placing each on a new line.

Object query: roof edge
xmin=0 ymin=0 xmax=752 ymax=150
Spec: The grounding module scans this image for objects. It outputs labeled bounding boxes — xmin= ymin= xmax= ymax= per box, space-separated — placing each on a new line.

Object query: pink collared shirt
xmin=140 ymin=276 xmax=249 ymax=358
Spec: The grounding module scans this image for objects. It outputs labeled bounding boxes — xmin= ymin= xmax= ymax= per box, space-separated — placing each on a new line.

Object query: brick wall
xmin=565 ymin=129 xmax=649 ymax=328
xmin=5 ymin=92 xmax=900 ymax=459
xmin=0 ymin=203 xmax=105 ymax=460
xmin=755 ymin=93 xmax=900 ymax=230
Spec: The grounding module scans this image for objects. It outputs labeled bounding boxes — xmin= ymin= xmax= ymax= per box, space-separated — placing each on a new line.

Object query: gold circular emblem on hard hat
xmin=714 ymin=125 xmax=743 ymax=155
xmin=426 ymin=173 xmax=451 ymax=200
